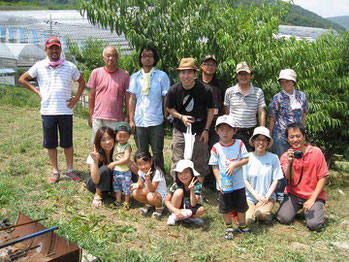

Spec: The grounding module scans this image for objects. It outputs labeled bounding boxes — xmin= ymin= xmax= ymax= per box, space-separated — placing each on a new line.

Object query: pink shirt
xmin=280 ymin=144 xmax=329 ymax=200
xmin=88 ymin=67 xmax=130 ymax=121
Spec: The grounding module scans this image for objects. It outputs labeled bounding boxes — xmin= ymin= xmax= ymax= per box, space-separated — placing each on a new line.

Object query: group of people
xmin=18 ymin=37 xmax=329 ymax=240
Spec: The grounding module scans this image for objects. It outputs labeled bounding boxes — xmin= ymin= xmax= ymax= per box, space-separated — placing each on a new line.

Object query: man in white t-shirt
xmin=19 ymin=37 xmax=85 ymax=184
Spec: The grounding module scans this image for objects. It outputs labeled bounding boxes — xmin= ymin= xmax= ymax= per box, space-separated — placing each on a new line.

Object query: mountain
xmin=327 ymin=16 xmax=349 ymax=30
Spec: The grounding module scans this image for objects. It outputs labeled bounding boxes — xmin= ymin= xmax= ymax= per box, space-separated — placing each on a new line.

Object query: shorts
xmin=113 ymin=170 xmax=132 ymax=195
xmin=182 ymin=203 xmax=202 ymax=216
xmin=42 ymin=115 xmax=73 ymax=149
xmin=85 ymin=165 xmax=113 ymax=194
xmin=218 ymin=188 xmax=249 ymax=214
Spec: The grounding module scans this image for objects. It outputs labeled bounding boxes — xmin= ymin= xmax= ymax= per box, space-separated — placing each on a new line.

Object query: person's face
xmin=253 ymin=135 xmax=269 ymax=153
xmin=100 ymin=132 xmax=115 ymax=153
xmin=237 ymin=71 xmax=252 ymax=85
xmin=136 ymin=158 xmax=152 ymax=173
xmin=216 ymin=124 xmax=237 ymax=144
xmin=177 ymin=168 xmax=193 ymax=185
xmin=140 ymin=49 xmax=155 ymax=68
xmin=288 ymin=128 xmax=305 ymax=150
xmin=116 ymin=130 xmax=130 ymax=145
xmin=279 ymin=79 xmax=295 ymax=93
xmin=103 ymin=47 xmax=118 ymax=67
xmin=201 ymin=59 xmax=217 ymax=76
xmin=45 ymin=45 xmax=61 ymax=61
xmin=179 ymin=70 xmax=196 ymax=89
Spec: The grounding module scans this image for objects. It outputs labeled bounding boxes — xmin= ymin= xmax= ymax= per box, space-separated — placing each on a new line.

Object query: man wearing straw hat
xmin=166 ymin=58 xmax=215 ymax=184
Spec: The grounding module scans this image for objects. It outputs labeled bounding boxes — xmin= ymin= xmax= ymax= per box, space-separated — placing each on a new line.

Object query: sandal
xmin=140 ymin=204 xmax=152 ymax=215
xmin=112 ymin=201 xmax=122 ymax=209
xmin=92 ymin=195 xmax=102 ymax=207
xmin=152 ymin=207 xmax=164 ymax=218
xmin=65 ymin=169 xmax=81 ymax=182
xmin=48 ymin=172 xmax=60 ymax=184
xmin=122 ymin=201 xmax=131 ymax=211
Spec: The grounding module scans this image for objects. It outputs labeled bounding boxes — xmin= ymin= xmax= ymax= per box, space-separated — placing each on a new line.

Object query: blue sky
xmin=287 ymin=0 xmax=349 ymax=18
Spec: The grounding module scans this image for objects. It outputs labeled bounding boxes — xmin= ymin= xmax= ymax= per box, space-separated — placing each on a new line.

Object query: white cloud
xmin=288 ymin=0 xmax=349 ymax=18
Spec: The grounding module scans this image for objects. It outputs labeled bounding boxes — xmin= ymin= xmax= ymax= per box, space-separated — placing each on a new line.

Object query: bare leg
xmin=125 ymin=194 xmax=131 ymax=203
xmin=237 ymin=212 xmax=246 ymax=224
xmin=64 ymin=146 xmax=74 ymax=170
xmin=146 ymin=192 xmax=162 ymax=208
xmin=116 ymin=191 xmax=122 ymax=203
xmin=223 ymin=213 xmax=232 ymax=225
xmin=48 ymin=148 xmax=59 ymax=173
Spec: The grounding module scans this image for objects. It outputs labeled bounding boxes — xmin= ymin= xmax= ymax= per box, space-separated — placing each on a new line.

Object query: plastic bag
xmin=183 ymin=124 xmax=196 ymax=160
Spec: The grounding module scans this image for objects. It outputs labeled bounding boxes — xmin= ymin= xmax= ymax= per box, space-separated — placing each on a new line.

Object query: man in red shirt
xmin=277 ymin=122 xmax=329 ymax=231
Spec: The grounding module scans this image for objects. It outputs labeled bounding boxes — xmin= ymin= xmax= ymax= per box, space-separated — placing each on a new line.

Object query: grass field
xmin=0 ymin=86 xmax=348 ymax=261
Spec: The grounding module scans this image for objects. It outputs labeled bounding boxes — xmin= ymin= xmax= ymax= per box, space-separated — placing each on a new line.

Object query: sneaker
xmin=167 ymin=213 xmax=177 ymax=226
xmin=122 ymin=202 xmax=131 ymax=211
xmin=112 ymin=201 xmax=122 ymax=209
xmin=65 ymin=170 xmax=81 ymax=182
xmin=225 ymin=228 xmax=234 ymax=240
xmin=185 ymin=217 xmax=204 ymax=226
xmin=235 ymin=225 xmax=251 ymax=233
xmin=48 ymin=172 xmax=60 ymax=184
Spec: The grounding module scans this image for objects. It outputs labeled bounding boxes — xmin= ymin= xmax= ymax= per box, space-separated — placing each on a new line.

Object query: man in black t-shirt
xmin=198 ymin=55 xmax=228 ymax=190
xmin=166 ymin=58 xmax=214 ymax=184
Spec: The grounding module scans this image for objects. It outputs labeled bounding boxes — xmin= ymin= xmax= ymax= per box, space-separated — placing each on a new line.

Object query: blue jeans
xmin=272 ymin=136 xmax=290 ymax=202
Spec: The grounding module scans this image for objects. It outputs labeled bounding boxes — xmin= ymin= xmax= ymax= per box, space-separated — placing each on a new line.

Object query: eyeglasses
xmin=203 ymin=63 xmax=216 ymax=67
xmin=141 ymin=54 xmax=154 ymax=59
xmin=255 ymin=138 xmax=268 ymax=143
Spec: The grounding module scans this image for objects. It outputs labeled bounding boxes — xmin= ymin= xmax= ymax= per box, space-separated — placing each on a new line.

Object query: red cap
xmin=45 ymin=37 xmax=61 ymax=48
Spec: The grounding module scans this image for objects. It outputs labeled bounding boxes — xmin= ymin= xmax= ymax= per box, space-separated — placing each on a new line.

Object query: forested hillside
xmin=0 ymin=0 xmax=76 ymax=10
xmin=328 ymin=16 xmax=349 ymax=30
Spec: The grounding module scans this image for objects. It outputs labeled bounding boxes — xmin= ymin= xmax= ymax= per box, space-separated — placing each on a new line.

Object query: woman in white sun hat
xmin=243 ymin=126 xmax=283 ymax=224
xmin=268 ymin=69 xmax=309 ymax=203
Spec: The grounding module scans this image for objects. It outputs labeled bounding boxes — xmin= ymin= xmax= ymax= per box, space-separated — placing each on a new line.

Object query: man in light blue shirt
xmin=128 ymin=45 xmax=170 ymax=171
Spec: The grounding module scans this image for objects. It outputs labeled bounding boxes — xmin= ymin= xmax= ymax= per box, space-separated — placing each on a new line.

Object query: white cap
xmin=249 ymin=126 xmax=273 ymax=148
xmin=278 ymin=69 xmax=297 ymax=83
xmin=215 ymin=115 xmax=238 ymax=128
xmin=171 ymin=159 xmax=200 ymax=177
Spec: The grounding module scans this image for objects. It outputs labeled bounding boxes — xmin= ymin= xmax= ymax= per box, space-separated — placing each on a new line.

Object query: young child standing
xmin=131 ymin=150 xmax=167 ymax=217
xmin=108 ymin=122 xmax=132 ymax=210
xmin=209 ymin=115 xmax=249 ymax=240
xmin=165 ymin=159 xmax=205 ymax=226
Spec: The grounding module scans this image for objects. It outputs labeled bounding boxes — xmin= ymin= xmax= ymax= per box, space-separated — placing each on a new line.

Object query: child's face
xmin=216 ymin=124 xmax=236 ymax=144
xmin=116 ymin=130 xmax=130 ymax=145
xmin=136 ymin=158 xmax=152 ymax=173
xmin=100 ymin=132 xmax=115 ymax=153
xmin=177 ymin=167 xmax=194 ymax=185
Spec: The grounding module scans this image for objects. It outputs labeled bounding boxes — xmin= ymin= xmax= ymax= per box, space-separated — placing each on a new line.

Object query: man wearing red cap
xmin=19 ymin=36 xmax=85 ymax=183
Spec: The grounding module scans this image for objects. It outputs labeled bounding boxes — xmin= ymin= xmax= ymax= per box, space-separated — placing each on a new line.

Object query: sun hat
xmin=201 ymin=54 xmax=217 ymax=64
xmin=176 ymin=58 xmax=199 ymax=71
xmin=278 ymin=69 xmax=297 ymax=83
xmin=236 ymin=61 xmax=252 ymax=74
xmin=171 ymin=159 xmax=200 ymax=177
xmin=114 ymin=121 xmax=131 ymax=134
xmin=45 ymin=37 xmax=61 ymax=48
xmin=215 ymin=115 xmax=238 ymax=129
xmin=249 ymin=126 xmax=273 ymax=148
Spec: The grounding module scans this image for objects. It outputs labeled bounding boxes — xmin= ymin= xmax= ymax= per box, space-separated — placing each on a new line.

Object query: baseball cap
xmin=114 ymin=121 xmax=131 ymax=134
xmin=201 ymin=54 xmax=217 ymax=64
xmin=215 ymin=115 xmax=238 ymax=129
xmin=236 ymin=61 xmax=252 ymax=74
xmin=45 ymin=37 xmax=61 ymax=48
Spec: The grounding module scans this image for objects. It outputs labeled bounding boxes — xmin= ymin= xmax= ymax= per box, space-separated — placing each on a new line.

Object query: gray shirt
xmin=224 ymin=84 xmax=266 ymax=128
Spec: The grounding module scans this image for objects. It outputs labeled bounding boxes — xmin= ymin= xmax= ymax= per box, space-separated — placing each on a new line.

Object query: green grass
xmin=0 ymin=86 xmax=348 ymax=261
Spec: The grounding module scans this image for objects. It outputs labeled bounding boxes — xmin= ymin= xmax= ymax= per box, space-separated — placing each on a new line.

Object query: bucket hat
xmin=249 ymin=126 xmax=273 ymax=148
xmin=278 ymin=69 xmax=297 ymax=83
xmin=171 ymin=159 xmax=200 ymax=177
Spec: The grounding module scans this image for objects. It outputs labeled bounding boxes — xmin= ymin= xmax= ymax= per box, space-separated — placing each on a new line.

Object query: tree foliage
xmin=77 ymin=0 xmax=349 ymax=162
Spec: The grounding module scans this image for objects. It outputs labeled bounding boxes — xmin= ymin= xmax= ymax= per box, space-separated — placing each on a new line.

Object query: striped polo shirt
xmin=28 ymin=58 xmax=80 ymax=115
xmin=224 ymin=84 xmax=266 ymax=128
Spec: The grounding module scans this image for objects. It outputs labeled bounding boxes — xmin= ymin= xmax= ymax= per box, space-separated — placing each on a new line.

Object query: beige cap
xmin=278 ymin=69 xmax=297 ymax=83
xmin=176 ymin=58 xmax=199 ymax=71
xmin=236 ymin=61 xmax=252 ymax=74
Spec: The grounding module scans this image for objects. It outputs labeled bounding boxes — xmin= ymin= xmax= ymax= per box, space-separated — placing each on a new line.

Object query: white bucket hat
xmin=278 ymin=69 xmax=297 ymax=83
xmin=215 ymin=115 xmax=238 ymax=128
xmin=249 ymin=126 xmax=273 ymax=149
xmin=171 ymin=159 xmax=200 ymax=177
